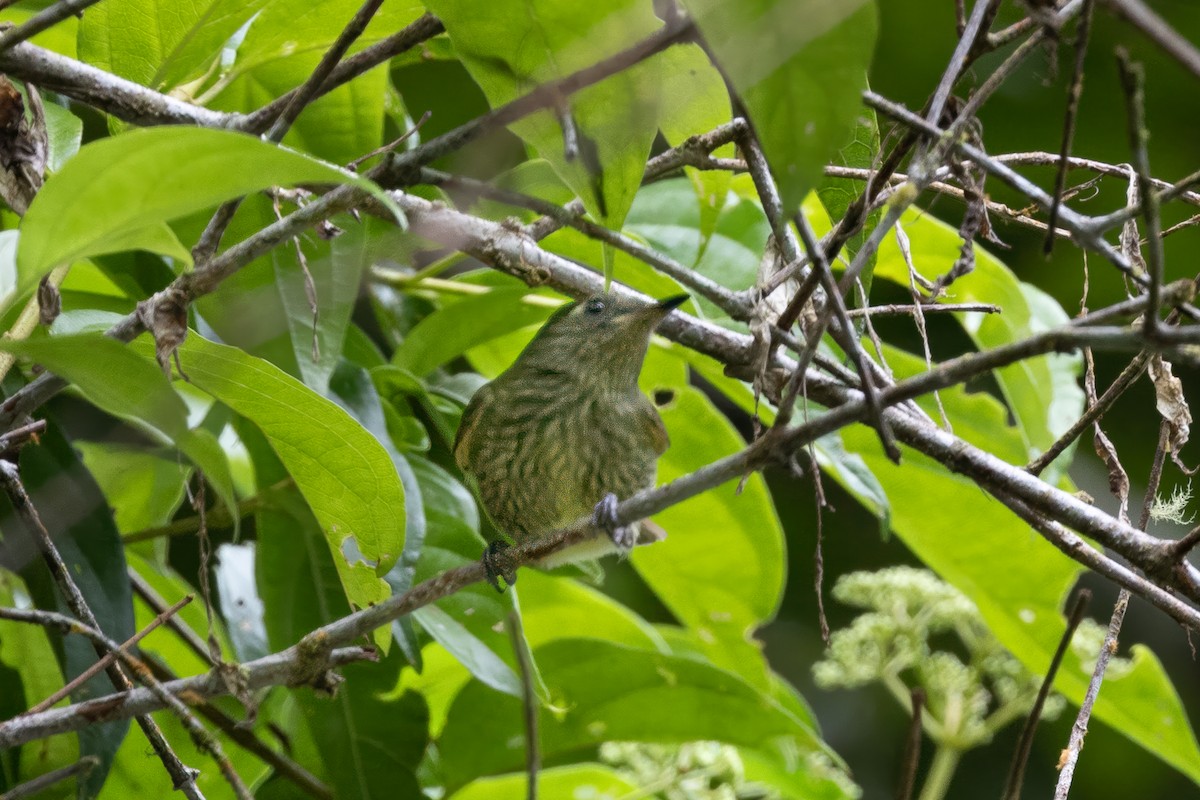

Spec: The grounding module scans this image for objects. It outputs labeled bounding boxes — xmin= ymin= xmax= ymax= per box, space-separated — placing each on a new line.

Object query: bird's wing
xmin=453 ymin=383 xmax=493 ymax=470
xmin=637 ymin=395 xmax=670 ymax=455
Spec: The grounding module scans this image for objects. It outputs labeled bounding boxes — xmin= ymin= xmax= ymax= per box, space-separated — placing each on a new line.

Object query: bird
xmin=453 ymin=290 xmax=688 ymax=589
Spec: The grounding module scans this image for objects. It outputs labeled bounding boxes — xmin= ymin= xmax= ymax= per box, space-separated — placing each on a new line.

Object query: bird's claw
xmin=592 ymin=492 xmax=636 ymax=554
xmin=481 ymin=540 xmax=517 ymax=592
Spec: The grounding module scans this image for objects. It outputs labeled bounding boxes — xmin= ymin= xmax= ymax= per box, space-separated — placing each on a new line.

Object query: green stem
xmin=917 ymin=745 xmax=961 ymax=800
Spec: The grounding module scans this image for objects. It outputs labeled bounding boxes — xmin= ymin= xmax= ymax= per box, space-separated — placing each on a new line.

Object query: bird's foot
xmin=592 ymin=492 xmax=636 ymax=555
xmin=481 ymin=540 xmax=517 ymax=592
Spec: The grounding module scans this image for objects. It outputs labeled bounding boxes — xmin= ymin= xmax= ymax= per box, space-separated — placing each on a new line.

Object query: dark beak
xmin=657 ymin=294 xmax=689 ymax=312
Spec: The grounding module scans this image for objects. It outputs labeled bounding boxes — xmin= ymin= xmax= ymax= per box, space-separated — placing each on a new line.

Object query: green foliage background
xmin=0 ymin=0 xmax=1196 ymax=798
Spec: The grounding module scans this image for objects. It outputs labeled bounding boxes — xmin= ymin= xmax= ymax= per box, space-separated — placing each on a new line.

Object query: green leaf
xmin=392 ymin=287 xmax=558 ymax=377
xmin=438 ymin=639 xmax=836 ymax=793
xmin=77 ymin=0 xmax=273 ymax=90
xmin=449 ymin=764 xmax=638 ymax=799
xmin=0 ymin=6 xmax=77 ymax=57
xmin=17 ymin=127 xmax=391 ymax=297
xmin=424 ymin=0 xmax=661 ymax=231
xmin=160 ymin=334 xmax=406 ymax=615
xmin=634 ymin=386 xmax=785 ymax=689
xmin=684 ymin=0 xmax=878 ymax=212
xmin=0 ymin=334 xmax=237 ymax=523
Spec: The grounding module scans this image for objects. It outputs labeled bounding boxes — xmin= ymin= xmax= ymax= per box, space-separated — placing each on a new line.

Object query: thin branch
xmin=1117 ymin=49 xmax=1165 ymax=336
xmin=1053 ymin=591 xmax=1130 ymax=799
xmin=1045 ymin=0 xmax=1097 ymax=254
xmin=0 ymin=42 xmax=232 ymax=127
xmin=1003 ymin=588 xmax=1091 ymax=800
xmin=845 ymin=302 xmax=1001 ymax=318
xmin=896 ymin=689 xmax=924 ymax=800
xmin=237 ymin=13 xmax=445 ymax=133
xmin=1026 ymin=351 xmax=1150 ymax=476
xmin=0 ymin=756 xmax=99 ymax=800
xmin=0 ymin=460 xmax=208 ymax=799
xmin=25 ymin=595 xmax=192 ymax=715
xmin=265 ymin=0 xmax=386 ymax=141
xmin=1103 ymin=0 xmax=1200 ymax=81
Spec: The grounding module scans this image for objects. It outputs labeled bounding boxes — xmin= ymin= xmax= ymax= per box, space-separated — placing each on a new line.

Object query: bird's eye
xmin=584 ymin=298 xmax=605 ymax=315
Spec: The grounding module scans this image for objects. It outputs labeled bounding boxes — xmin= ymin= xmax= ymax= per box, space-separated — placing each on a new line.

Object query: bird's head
xmin=512 ymin=292 xmax=688 ymax=388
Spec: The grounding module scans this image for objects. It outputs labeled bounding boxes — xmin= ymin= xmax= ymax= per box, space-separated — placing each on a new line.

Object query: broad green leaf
xmin=437 ymin=638 xmax=840 ymax=794
xmin=393 ymin=287 xmax=557 ymax=377
xmin=1 ymin=422 xmax=134 ymax=799
xmin=449 ymin=764 xmax=638 ymax=799
xmin=684 ymin=0 xmax=878 ymax=212
xmin=424 ymin=0 xmax=661 ymax=231
xmin=0 ymin=335 xmax=237 ymax=522
xmin=634 ymin=386 xmax=785 ymax=689
xmin=873 ymin=209 xmax=1085 ymax=481
xmin=17 ymin=127 xmax=391 ymax=296
xmin=161 ymin=334 xmax=406 ymax=615
xmin=78 ymin=0 xmax=273 ymax=90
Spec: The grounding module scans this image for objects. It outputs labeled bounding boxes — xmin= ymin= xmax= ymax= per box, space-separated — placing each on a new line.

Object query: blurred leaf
xmin=684 ymin=0 xmax=878 ymax=212
xmin=42 ymin=98 xmax=83 ymax=173
xmin=393 ymin=287 xmax=557 ymax=377
xmin=656 ymin=43 xmax=735 ymax=254
xmin=17 ymin=127 xmax=393 ymax=298
xmin=449 ymin=764 xmax=638 ymax=799
xmin=424 ymin=0 xmax=661 ymax=232
xmin=0 ymin=335 xmax=237 ymax=524
xmin=296 ymin=657 xmax=428 ymax=800
xmin=214 ymin=543 xmax=269 ymax=662
xmin=75 ymin=442 xmax=189 ymax=534
xmin=0 ymin=422 xmax=133 ymax=799
xmin=437 ymin=638 xmax=840 ymax=793
xmin=633 ymin=386 xmax=785 ymax=690
xmin=78 ymin=0 xmax=272 ymax=90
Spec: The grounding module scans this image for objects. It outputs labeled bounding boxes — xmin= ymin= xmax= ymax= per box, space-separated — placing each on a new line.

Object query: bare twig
xmin=1045 ymin=0 xmax=1097 ymax=253
xmin=508 ymin=611 xmax=539 ymax=800
xmin=0 ymin=460 xmax=207 ymax=799
xmin=1103 ymin=0 xmax=1200 ymax=81
xmin=1003 ymin=588 xmax=1091 ymax=800
xmin=0 ymin=756 xmax=99 ymax=800
xmin=25 ymin=595 xmax=192 ymax=715
xmin=1053 ymin=591 xmax=1130 ymax=798
xmin=896 ymin=689 xmax=924 ymax=800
